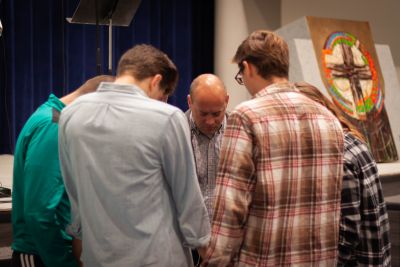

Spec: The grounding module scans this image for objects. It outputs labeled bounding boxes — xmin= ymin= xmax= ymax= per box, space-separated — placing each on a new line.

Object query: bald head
xmin=188 ymin=74 xmax=229 ymax=137
xmin=189 ymin=74 xmax=227 ymax=101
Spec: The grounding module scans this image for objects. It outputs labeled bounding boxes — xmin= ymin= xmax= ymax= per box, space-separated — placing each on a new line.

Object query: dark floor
xmin=0 ymin=211 xmax=12 ymax=267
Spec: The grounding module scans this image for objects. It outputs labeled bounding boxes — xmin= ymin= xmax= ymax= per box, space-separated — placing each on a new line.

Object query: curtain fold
xmin=0 ymin=0 xmax=214 ymax=154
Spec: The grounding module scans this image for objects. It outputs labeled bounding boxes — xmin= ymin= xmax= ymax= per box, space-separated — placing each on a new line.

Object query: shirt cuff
xmin=66 ymin=223 xmax=82 ymax=239
xmin=183 ymin=233 xmax=211 ymax=248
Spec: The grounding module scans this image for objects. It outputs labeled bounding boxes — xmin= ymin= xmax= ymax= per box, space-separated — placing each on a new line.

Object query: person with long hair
xmin=296 ymin=81 xmax=391 ymax=266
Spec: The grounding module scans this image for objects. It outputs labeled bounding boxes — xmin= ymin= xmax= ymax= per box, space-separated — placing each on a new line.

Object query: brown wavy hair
xmin=117 ymin=44 xmax=178 ymax=96
xmin=295 ymin=81 xmax=366 ymax=143
xmin=233 ymin=30 xmax=289 ymax=79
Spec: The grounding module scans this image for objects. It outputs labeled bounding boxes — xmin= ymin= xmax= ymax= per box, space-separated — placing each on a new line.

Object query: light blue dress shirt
xmin=59 ymin=82 xmax=211 ymax=267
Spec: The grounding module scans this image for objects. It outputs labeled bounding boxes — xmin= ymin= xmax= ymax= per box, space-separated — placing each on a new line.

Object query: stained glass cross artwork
xmin=326 ymin=42 xmax=372 ymax=120
xmin=322 ymin=31 xmax=398 ymax=162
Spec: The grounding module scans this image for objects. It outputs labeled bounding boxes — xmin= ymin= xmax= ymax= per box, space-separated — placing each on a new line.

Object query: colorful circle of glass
xmin=322 ymin=32 xmax=383 ymax=120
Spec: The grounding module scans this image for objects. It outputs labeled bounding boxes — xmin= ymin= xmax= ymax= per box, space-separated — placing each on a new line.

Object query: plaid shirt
xmin=202 ymin=83 xmax=344 ymax=266
xmin=186 ymin=110 xmax=227 ymax=221
xmin=338 ymin=132 xmax=391 ymax=266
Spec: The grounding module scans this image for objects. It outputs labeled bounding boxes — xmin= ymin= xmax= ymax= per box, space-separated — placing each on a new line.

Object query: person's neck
xmin=253 ymin=76 xmax=288 ymax=95
xmin=114 ymin=76 xmax=136 ymax=85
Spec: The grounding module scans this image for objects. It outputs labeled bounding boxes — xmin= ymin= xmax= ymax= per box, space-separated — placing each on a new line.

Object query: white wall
xmin=214 ymin=0 xmax=280 ymax=110
xmin=214 ymin=0 xmax=250 ymax=111
xmin=215 ymin=0 xmax=400 ymax=109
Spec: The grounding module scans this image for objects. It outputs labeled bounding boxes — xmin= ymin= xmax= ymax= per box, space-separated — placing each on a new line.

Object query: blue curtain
xmin=0 ymin=0 xmax=214 ymax=154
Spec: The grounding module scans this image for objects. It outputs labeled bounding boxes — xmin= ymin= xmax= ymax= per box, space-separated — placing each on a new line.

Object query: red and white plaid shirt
xmin=202 ymin=83 xmax=344 ymax=266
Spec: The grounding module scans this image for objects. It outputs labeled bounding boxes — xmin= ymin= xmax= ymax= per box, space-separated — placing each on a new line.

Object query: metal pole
xmin=108 ymin=18 xmax=112 ymax=74
xmin=95 ymin=0 xmax=101 ymax=74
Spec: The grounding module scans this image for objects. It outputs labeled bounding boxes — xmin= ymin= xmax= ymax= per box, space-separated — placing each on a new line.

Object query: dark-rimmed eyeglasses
xmin=235 ymin=64 xmax=244 ymax=85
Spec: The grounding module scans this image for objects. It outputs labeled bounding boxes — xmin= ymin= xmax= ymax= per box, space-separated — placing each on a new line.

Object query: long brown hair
xmin=295 ymin=81 xmax=366 ymax=143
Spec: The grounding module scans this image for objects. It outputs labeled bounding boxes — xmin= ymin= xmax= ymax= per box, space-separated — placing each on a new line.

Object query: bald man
xmin=186 ymin=73 xmax=228 ymax=265
xmin=186 ymin=74 xmax=229 ymax=222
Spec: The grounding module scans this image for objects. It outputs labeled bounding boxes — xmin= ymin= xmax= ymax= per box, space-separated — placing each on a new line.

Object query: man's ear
xmin=242 ymin=60 xmax=256 ymax=77
xmin=187 ymin=94 xmax=192 ymax=108
xmin=150 ymin=74 xmax=162 ymax=92
xmin=225 ymin=94 xmax=230 ymax=106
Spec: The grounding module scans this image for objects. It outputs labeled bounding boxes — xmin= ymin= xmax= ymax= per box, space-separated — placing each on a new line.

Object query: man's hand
xmin=72 ymin=237 xmax=83 ymax=267
xmin=197 ymin=246 xmax=208 ymax=259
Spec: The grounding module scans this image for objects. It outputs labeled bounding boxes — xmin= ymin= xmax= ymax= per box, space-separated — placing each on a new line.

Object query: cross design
xmin=326 ymin=43 xmax=372 ymax=119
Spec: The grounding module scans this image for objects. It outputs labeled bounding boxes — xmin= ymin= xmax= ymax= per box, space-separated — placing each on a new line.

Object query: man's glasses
xmin=235 ymin=64 xmax=244 ymax=85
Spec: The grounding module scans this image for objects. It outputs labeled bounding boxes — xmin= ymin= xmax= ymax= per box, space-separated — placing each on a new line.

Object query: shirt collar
xmin=48 ymin=94 xmax=65 ymax=112
xmin=254 ymin=82 xmax=299 ymax=98
xmin=97 ymin=82 xmax=148 ymax=97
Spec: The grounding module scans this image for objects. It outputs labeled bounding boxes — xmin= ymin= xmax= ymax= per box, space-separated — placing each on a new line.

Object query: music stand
xmin=67 ymin=0 xmax=142 ymax=74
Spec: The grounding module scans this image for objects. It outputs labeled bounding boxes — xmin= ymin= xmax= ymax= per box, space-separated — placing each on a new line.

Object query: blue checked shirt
xmin=338 ymin=132 xmax=391 ymax=266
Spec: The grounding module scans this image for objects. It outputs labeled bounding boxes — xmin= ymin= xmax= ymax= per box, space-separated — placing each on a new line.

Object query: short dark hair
xmin=117 ymin=44 xmax=179 ymax=95
xmin=233 ymin=30 xmax=289 ymax=79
